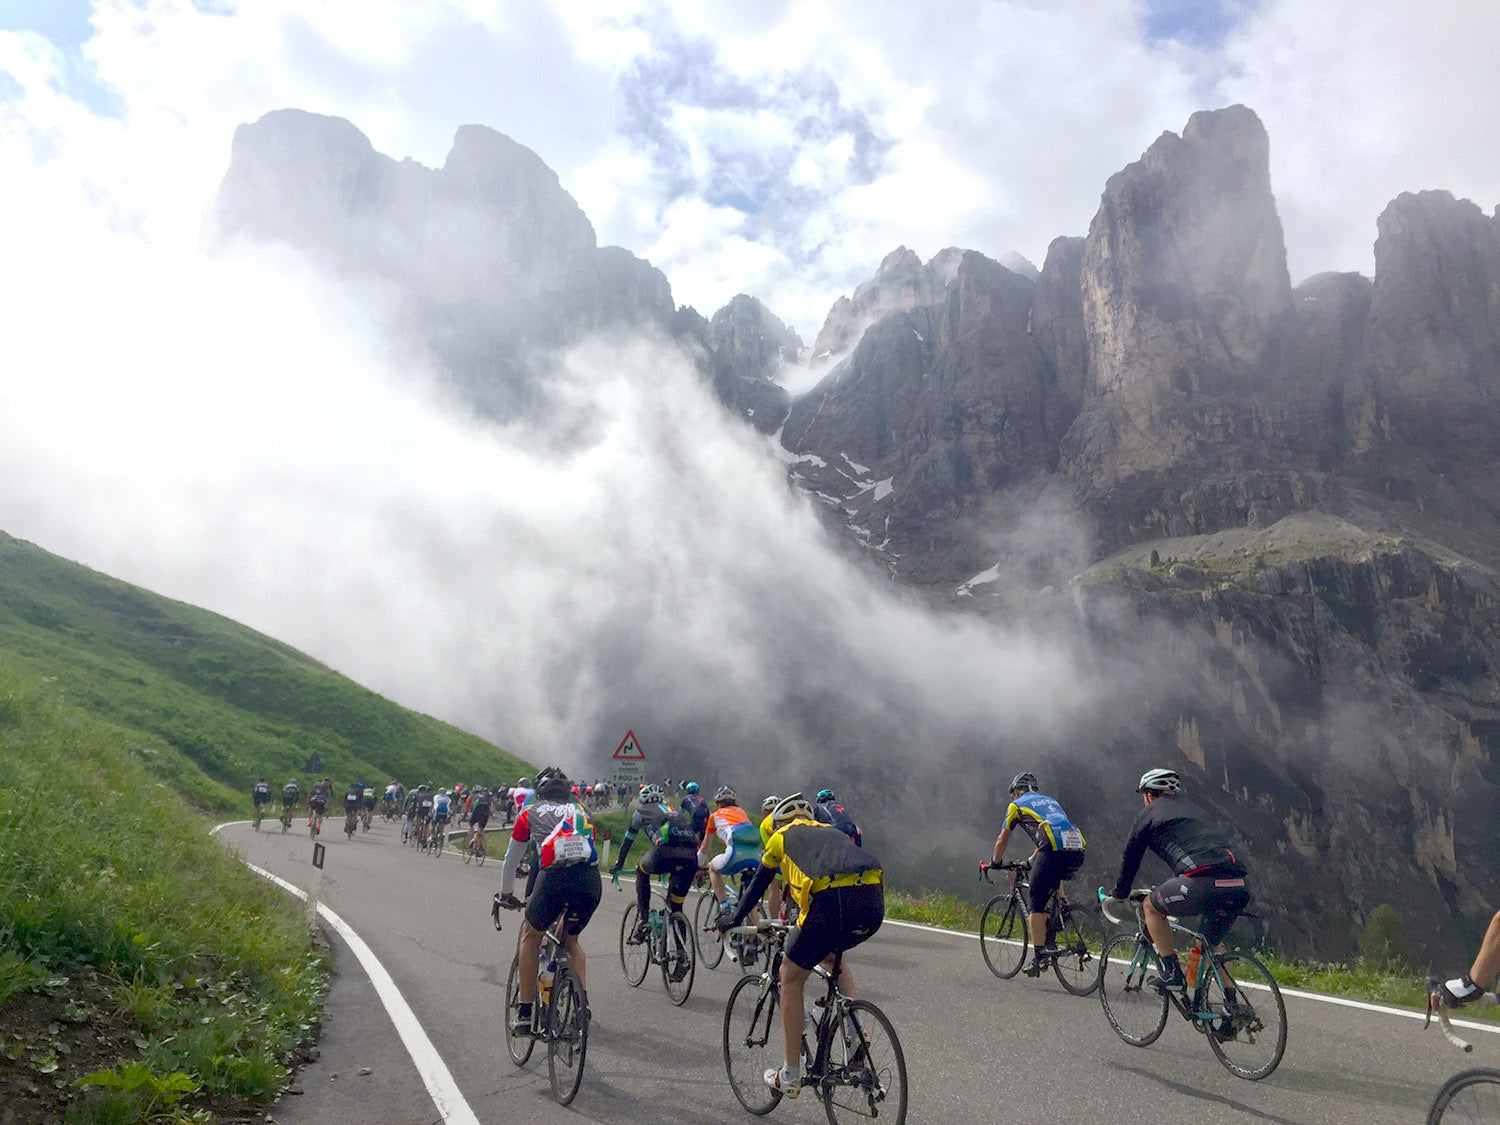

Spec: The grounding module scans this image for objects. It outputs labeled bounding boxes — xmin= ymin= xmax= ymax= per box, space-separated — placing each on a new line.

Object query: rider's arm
xmin=611 ymin=812 xmax=643 ymax=871
xmin=498 ymin=811 xmax=531 ymax=897
xmin=1111 ymin=808 xmax=1153 ymax=900
xmin=725 ymin=860 xmax=778 ymax=928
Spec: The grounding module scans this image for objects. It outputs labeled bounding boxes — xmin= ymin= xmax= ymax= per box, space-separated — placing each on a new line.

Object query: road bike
xmin=252 ymin=801 xmax=266 ymax=830
xmin=279 ymin=804 xmax=294 ymax=834
xmin=361 ymin=806 xmax=372 ymax=832
xmin=430 ymin=819 xmax=447 ymax=858
xmin=977 ymin=860 xmax=1098 ymax=995
xmin=464 ymin=829 xmax=486 ymax=866
xmin=722 ymin=920 xmax=907 ymax=1123
xmin=1097 ymin=888 xmax=1286 ymax=1080
xmin=696 ymin=882 xmax=761 ymax=973
xmin=308 ymin=804 xmax=325 ymax=838
xmin=1424 ymin=974 xmax=1500 ymax=1122
xmin=495 ymin=895 xmax=589 ymax=1105
xmin=618 ymin=880 xmax=696 ymax=1005
xmin=343 ymin=808 xmax=358 ymax=841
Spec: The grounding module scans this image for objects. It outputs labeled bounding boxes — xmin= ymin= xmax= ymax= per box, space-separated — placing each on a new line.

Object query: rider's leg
xmin=1471 ymin=910 xmax=1500 ymax=986
xmin=517 ymin=920 xmax=542 ymax=1005
xmin=1143 ymin=896 xmax=1176 ymax=958
xmin=562 ymin=930 xmax=587 ymax=990
xmin=778 ymin=956 xmax=812 ymax=1071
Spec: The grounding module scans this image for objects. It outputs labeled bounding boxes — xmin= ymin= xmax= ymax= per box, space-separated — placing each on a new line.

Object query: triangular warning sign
xmin=612 ymin=730 xmax=646 ymax=760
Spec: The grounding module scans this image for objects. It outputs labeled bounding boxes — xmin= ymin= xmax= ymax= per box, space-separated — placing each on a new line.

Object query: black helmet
xmin=537 ymin=772 xmax=572 ymax=801
xmin=1010 ymin=771 xmax=1039 ymax=793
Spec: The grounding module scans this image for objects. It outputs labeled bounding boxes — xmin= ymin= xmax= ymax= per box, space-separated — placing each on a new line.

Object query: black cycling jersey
xmin=1110 ymin=794 xmax=1244 ymax=900
xmin=814 ymin=799 xmax=862 ymax=846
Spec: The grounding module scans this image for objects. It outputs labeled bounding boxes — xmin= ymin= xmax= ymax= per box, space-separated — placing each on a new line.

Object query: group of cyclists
xmin=251 ymin=775 xmax=377 ymax=834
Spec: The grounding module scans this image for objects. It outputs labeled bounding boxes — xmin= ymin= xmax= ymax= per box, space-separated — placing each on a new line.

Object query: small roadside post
xmin=307 ymin=840 xmax=326 ymax=927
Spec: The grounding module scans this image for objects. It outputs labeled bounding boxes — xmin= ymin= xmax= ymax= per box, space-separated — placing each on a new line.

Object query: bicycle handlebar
xmin=1097 ymin=886 xmax=1152 ymax=925
xmin=1425 ymin=978 xmax=1500 ymax=1052
xmin=978 ymin=860 xmax=1030 ymax=882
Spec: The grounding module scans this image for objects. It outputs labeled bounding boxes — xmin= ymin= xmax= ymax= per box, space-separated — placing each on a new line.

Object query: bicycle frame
xmin=1111 ymin=896 xmax=1231 ymax=1022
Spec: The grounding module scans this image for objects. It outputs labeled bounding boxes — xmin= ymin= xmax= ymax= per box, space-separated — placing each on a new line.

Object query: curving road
xmin=217 ymin=818 xmax=1492 ymax=1123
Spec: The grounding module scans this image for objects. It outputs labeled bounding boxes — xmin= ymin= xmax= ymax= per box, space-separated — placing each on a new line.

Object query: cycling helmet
xmin=1137 ymin=768 xmax=1182 ymax=794
xmin=762 ymin=795 xmax=780 ymax=813
xmin=714 ymin=785 xmax=738 ymax=803
xmin=771 ymin=792 xmax=815 ymax=827
xmin=684 ymin=781 xmax=700 ymax=793
xmin=639 ymin=783 xmax=666 ymax=804
xmin=288 ymin=778 xmax=297 ymax=784
xmin=1010 ymin=772 xmax=1039 ymax=793
xmin=816 ymin=788 xmax=835 ymax=803
xmin=537 ymin=773 xmax=572 ymax=801
xmin=517 ymin=777 xmax=532 ymax=789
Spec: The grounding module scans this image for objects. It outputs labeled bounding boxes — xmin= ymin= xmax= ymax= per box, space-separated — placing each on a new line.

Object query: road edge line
xmin=212 ymin=822 xmax=482 ymax=1125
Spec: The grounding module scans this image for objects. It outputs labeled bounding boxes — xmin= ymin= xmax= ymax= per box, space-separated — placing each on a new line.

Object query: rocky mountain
xmin=208 ymin=103 xmax=1500 ymax=960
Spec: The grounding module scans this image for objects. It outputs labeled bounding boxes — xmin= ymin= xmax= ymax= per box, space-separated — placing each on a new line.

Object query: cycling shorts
xmin=1149 ymin=872 xmax=1250 ymax=946
xmin=470 ymin=806 xmax=491 ymax=829
xmin=527 ymin=862 xmax=602 ymax=936
xmin=639 ymin=845 xmax=699 ymax=901
xmin=1028 ymin=849 xmax=1086 ymax=914
xmin=710 ymin=844 xmax=762 ymax=878
xmin=786 ymin=883 xmax=884 ymax=971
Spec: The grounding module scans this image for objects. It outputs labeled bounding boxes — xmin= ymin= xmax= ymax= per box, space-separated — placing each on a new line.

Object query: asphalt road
xmin=218 ymin=817 xmax=1492 ymax=1124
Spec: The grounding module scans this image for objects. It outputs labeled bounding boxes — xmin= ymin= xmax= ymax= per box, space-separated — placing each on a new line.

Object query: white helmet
xmin=1137 ymin=768 xmax=1181 ymax=794
xmin=639 ymin=783 xmax=665 ymax=804
xmin=761 ymin=794 xmax=780 ymax=813
xmin=771 ymin=792 xmax=814 ymax=827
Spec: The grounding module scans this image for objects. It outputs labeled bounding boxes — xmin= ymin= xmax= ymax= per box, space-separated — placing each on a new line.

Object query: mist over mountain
xmin=206 ymin=104 xmax=1500 ymax=959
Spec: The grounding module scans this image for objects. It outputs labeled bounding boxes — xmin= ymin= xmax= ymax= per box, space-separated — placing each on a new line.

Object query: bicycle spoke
xmin=1430 ymin=1068 xmax=1500 ymax=1123
xmin=1204 ymin=951 xmax=1286 ymax=1080
xmin=504 ymin=955 xmax=535 ymax=1067
xmin=723 ymin=974 xmax=781 ymax=1115
xmin=979 ymin=895 xmax=1027 ymax=979
xmin=1098 ymin=932 xmax=1169 ymax=1046
xmin=663 ymin=911 xmax=696 ymax=1004
xmin=1050 ymin=905 xmax=1100 ymax=996
xmin=547 ymin=970 xmax=588 ymax=1105
xmin=820 ymin=999 xmax=908 ymax=1124
xmin=619 ymin=905 xmax=650 ymax=986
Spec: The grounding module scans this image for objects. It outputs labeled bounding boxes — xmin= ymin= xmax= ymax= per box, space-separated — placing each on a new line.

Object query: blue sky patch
xmin=1142 ymin=0 xmax=1259 ymax=49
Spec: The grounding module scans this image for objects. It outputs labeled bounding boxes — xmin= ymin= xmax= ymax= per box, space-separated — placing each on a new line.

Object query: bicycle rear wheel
xmin=1098 ymin=932 xmax=1169 ymax=1046
xmin=819 ymin=998 xmax=908 ymax=1124
xmin=1050 ymin=902 xmax=1099 ymax=996
xmin=723 ymin=974 xmax=781 ymax=1115
xmin=619 ymin=904 xmax=650 ymax=986
xmin=662 ymin=910 xmax=695 ymax=1004
xmin=475 ymin=837 xmax=485 ymax=866
xmin=1429 ymin=1067 xmax=1500 ymax=1123
xmin=1204 ymin=951 xmax=1286 ymax=1080
xmin=979 ymin=895 xmax=1027 ymax=979
xmin=547 ymin=969 xmax=588 ymax=1105
xmin=695 ymin=891 xmax=726 ymax=969
xmin=504 ymin=954 xmax=536 ymax=1066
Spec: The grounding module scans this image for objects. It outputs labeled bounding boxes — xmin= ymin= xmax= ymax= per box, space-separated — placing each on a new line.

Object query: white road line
xmin=213 ymin=822 xmax=482 ymax=1125
xmin=882 ymin=917 xmax=1500 ymax=1037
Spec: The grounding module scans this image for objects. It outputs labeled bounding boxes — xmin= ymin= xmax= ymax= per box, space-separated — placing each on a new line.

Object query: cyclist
xmin=719 ymin=793 xmax=884 ymax=1100
xmin=432 ymin=788 xmax=453 ymax=841
xmin=413 ymin=784 xmax=436 ymax=844
xmin=1104 ymin=768 xmax=1249 ymax=995
xmin=343 ymin=782 xmax=363 ymax=833
xmin=361 ymin=781 xmax=377 ymax=824
xmin=758 ymin=795 xmax=786 ymax=921
xmin=468 ymin=785 xmax=493 ymax=852
xmin=609 ymin=783 xmax=699 ymax=953
xmin=308 ymin=777 xmax=332 ymax=833
xmin=280 ymin=778 xmax=300 ymax=823
xmin=987 ymin=771 xmax=1086 ymax=976
xmin=251 ymin=777 xmax=272 ymax=822
xmin=812 ymin=787 xmax=862 ymax=846
xmin=511 ymin=777 xmax=534 ymax=822
xmin=1434 ymin=910 xmax=1500 ymax=1006
xmin=680 ymin=781 xmax=711 ymax=840
xmin=496 ymin=769 xmax=600 ymax=1034
xmin=699 ymin=786 xmax=764 ymax=950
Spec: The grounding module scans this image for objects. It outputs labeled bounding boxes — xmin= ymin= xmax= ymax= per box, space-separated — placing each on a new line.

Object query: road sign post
xmin=611 ymin=729 xmax=646 ymax=796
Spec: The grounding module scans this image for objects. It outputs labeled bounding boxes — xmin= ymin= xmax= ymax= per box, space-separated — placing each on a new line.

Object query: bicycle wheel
xmin=253 ymin=808 xmax=262 ymax=830
xmin=547 ymin=969 xmax=588 ymax=1105
xmin=1098 ymin=932 xmax=1169 ymax=1046
xmin=1204 ymin=951 xmax=1286 ymax=1080
xmin=819 ymin=997 xmax=908 ymax=1124
xmin=723 ymin=974 xmax=781 ymax=1115
xmin=1429 ymin=1067 xmax=1500 ymax=1123
xmin=662 ymin=910 xmax=696 ymax=1004
xmin=475 ymin=838 xmax=485 ymax=867
xmin=695 ymin=892 xmax=727 ymax=969
xmin=504 ymin=954 xmax=536 ymax=1066
xmin=979 ymin=895 xmax=1027 ymax=979
xmin=463 ymin=838 xmax=474 ymax=864
xmin=432 ymin=829 xmax=444 ymax=857
xmin=619 ymin=904 xmax=650 ymax=986
xmin=1050 ymin=902 xmax=1099 ymax=996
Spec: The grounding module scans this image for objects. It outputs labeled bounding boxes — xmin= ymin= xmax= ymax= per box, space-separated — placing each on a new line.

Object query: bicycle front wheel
xmin=547 ymin=969 xmax=588 ymax=1105
xmin=504 ymin=955 xmax=535 ymax=1066
xmin=695 ymin=891 xmax=726 ymax=970
xmin=979 ymin=895 xmax=1027 ymax=979
xmin=1204 ymin=951 xmax=1286 ymax=1080
xmin=1429 ymin=1067 xmax=1500 ymax=1123
xmin=723 ymin=974 xmax=781 ymax=1115
xmin=662 ymin=910 xmax=696 ymax=1005
xmin=619 ymin=904 xmax=650 ymax=986
xmin=1051 ymin=902 xmax=1099 ymax=996
xmin=820 ymin=998 xmax=908 ymax=1125
xmin=1098 ymin=932 xmax=1169 ymax=1046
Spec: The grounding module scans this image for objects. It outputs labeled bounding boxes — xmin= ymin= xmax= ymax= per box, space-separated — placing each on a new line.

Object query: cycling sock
xmin=780 ymin=1064 xmax=801 ymax=1084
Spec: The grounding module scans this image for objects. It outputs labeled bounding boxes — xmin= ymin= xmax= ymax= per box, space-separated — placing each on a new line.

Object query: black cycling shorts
xmin=1149 ymin=873 xmax=1250 ymax=946
xmin=471 ymin=805 xmax=491 ymax=829
xmin=638 ymin=845 xmax=699 ymax=902
xmin=526 ymin=862 xmax=602 ymax=935
xmin=1028 ymin=849 xmax=1085 ymax=914
xmin=786 ymin=883 xmax=884 ymax=970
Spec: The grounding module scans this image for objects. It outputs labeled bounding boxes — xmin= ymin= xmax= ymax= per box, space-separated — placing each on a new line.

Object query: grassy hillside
xmin=0 ymin=530 xmax=531 ymax=808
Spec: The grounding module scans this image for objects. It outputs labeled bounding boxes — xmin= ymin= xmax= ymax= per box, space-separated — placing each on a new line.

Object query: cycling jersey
xmin=680 ymin=793 xmax=710 ymax=837
xmin=623 ymin=802 xmax=697 ymax=852
xmin=433 ymin=794 xmax=452 ymax=819
xmin=813 ymin=799 xmax=863 ymax=846
xmin=1005 ymin=792 xmax=1085 ymax=853
xmin=756 ymin=817 xmax=883 ymax=923
xmin=504 ymin=801 xmax=597 ymax=877
xmin=1111 ymin=794 xmax=1245 ymax=900
xmin=344 ymin=790 xmax=362 ymax=813
xmin=252 ymin=782 xmax=271 ymax=805
xmin=699 ymin=804 xmax=763 ymax=876
xmin=280 ymin=784 xmax=300 ymax=806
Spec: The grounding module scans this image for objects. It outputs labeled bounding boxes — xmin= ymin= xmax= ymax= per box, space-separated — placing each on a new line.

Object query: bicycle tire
xmin=504 ymin=954 xmax=536 ymax=1066
xmin=1098 ymin=932 xmax=1169 ymax=1046
xmin=723 ymin=973 xmax=781 ymax=1115
xmin=475 ymin=838 xmax=485 ymax=867
xmin=662 ymin=910 xmax=696 ymax=1005
xmin=547 ymin=969 xmax=588 ymax=1105
xmin=253 ymin=808 xmax=262 ymax=830
xmin=979 ymin=894 xmax=1027 ymax=979
xmin=619 ymin=904 xmax=651 ymax=986
xmin=694 ymin=891 xmax=727 ymax=969
xmin=818 ymin=997 xmax=908 ymax=1124
xmin=432 ymin=829 xmax=444 ymax=858
xmin=1204 ymin=951 xmax=1286 ymax=1080
xmin=1429 ymin=1067 xmax=1500 ymax=1123
xmin=1051 ymin=902 xmax=1099 ymax=996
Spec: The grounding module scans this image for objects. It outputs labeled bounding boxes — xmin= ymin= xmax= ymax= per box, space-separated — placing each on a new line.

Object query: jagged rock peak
xmin=707 ymin=295 xmax=798 ymax=434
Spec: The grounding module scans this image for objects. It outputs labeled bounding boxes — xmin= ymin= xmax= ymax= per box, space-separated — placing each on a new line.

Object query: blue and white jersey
xmin=1005 ymin=792 xmax=1085 ymax=852
xmin=433 ymin=793 xmax=452 ymax=818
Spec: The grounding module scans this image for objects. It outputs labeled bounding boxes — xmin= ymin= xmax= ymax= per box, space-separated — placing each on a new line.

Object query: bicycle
xmin=495 ymin=894 xmax=589 ymax=1105
xmin=430 ymin=820 xmax=446 ymax=858
xmin=279 ymin=804 xmax=294 ymax=834
xmin=1097 ymin=888 xmax=1286 ymax=1080
xmin=464 ymin=830 xmax=487 ymax=866
xmin=1424 ymin=974 xmax=1500 ymax=1122
xmin=617 ymin=878 xmax=696 ymax=1005
xmin=977 ymin=860 xmax=1098 ymax=995
xmin=344 ymin=809 xmax=358 ymax=841
xmin=308 ymin=805 xmax=325 ymax=838
xmin=696 ymin=881 xmax=761 ymax=973
xmin=361 ymin=806 xmax=372 ymax=832
xmin=722 ymin=920 xmax=907 ymax=1123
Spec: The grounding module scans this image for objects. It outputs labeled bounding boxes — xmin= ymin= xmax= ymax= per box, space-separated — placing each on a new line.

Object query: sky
xmin=1 ymin=0 xmax=1497 ymax=785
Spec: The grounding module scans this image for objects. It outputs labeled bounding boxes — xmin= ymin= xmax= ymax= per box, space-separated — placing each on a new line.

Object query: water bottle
xmin=539 ymin=956 xmax=556 ymax=1004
